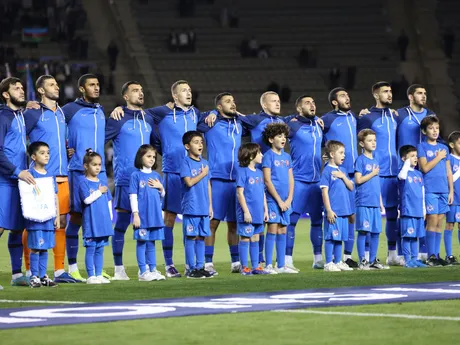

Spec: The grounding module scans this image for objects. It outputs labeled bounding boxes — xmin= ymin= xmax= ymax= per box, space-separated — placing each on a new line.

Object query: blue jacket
xmin=146 ymin=104 xmax=200 ymax=174
xmin=105 ymin=106 xmax=160 ymax=186
xmin=24 ymin=103 xmax=68 ymax=177
xmin=396 ymin=106 xmax=435 ymax=150
xmin=63 ymin=98 xmax=106 ymax=172
xmin=0 ymin=105 xmax=27 ymax=185
xmin=322 ymin=110 xmax=358 ymax=175
xmin=287 ymin=115 xmax=323 ymax=183
xmin=240 ymin=112 xmax=286 ymax=153
xmin=357 ymin=107 xmax=398 ymax=177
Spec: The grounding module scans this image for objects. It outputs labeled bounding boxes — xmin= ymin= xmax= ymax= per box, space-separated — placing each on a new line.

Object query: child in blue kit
xmin=78 ymin=149 xmax=114 ymax=284
xmin=237 ymin=142 xmax=269 ymax=275
xmin=261 ymin=123 xmax=297 ymax=274
xmin=354 ymin=129 xmax=387 ymax=270
xmin=180 ymin=131 xmax=213 ymax=279
xmin=417 ymin=116 xmax=453 ymax=266
xmin=398 ymin=145 xmax=429 ymax=268
xmin=25 ymin=142 xmax=59 ymax=288
xmin=130 ymin=144 xmax=166 ymax=282
xmin=320 ymin=140 xmax=354 ymax=272
xmin=445 ymin=131 xmax=460 ymax=265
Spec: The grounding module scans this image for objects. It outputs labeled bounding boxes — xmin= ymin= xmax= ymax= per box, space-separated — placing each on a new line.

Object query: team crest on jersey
xmin=191 ymin=169 xmax=198 ymax=177
xmin=454 ymin=165 xmax=459 ymax=172
xmin=332 ymin=230 xmax=339 ymax=237
xmin=187 ymin=225 xmax=194 ymax=233
xmin=331 ymin=174 xmax=337 ymax=181
xmin=274 ymin=160 xmax=280 ymax=167
xmin=249 ymin=177 xmax=255 ymax=185
xmin=270 ymin=211 xmax=276 ymax=219
xmin=407 ymin=227 xmax=415 ymax=235
xmin=39 ymin=238 xmax=44 ymax=247
xmin=89 ymin=188 xmax=95 ymax=193
xmin=408 ymin=176 xmax=413 ymax=183
xmin=245 ymin=226 xmax=252 ymax=234
xmin=139 ymin=229 xmax=147 ymax=237
xmin=427 ymin=151 xmax=434 ymax=158
xmin=363 ymin=221 xmax=370 ymax=229
xmin=365 ymin=164 xmax=372 ymax=171
xmin=140 ymin=180 xmax=146 ymax=188
xmin=427 ymin=205 xmax=434 ymax=212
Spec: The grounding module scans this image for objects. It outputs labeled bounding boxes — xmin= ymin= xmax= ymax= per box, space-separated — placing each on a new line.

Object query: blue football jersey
xmin=417 ymin=141 xmax=449 ymax=193
xmin=236 ymin=167 xmax=265 ymax=224
xmin=262 ymin=149 xmax=292 ymax=202
xmin=354 ymin=154 xmax=381 ymax=207
xmin=320 ymin=164 xmax=353 ymax=216
xmin=180 ymin=156 xmax=210 ymax=216
xmin=399 ymin=169 xmax=424 ymax=217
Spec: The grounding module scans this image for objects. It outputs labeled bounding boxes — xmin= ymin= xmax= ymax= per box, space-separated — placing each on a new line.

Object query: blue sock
xmin=357 ymin=231 xmax=366 ymax=261
xmin=94 ymin=246 xmax=104 ymax=276
xmin=196 ymin=239 xmax=205 ymax=269
xmin=419 ymin=236 xmax=427 ymax=255
xmin=444 ymin=230 xmax=453 ymax=257
xmin=286 ymin=212 xmax=300 ymax=256
xmin=185 ymin=238 xmax=196 ymax=270
xmin=39 ymin=251 xmax=48 ymax=278
xmin=426 ymin=230 xmax=436 ymax=257
xmin=146 ymin=241 xmax=156 ymax=271
xmin=136 ymin=241 xmax=147 ymax=274
xmin=250 ymin=241 xmax=259 ymax=269
xmin=396 ymin=218 xmax=403 ymax=256
xmin=239 ymin=240 xmax=249 ymax=268
xmin=229 ymin=245 xmax=239 ymax=263
xmin=265 ymin=233 xmax=276 ymax=266
xmin=311 ymin=223 xmax=323 ymax=256
xmin=385 ymin=207 xmax=398 ymax=251
xmin=333 ymin=241 xmax=343 ymax=263
xmin=370 ymin=233 xmax=380 ymax=263
xmin=8 ymin=231 xmax=23 ymax=274
xmin=205 ymin=245 xmax=214 ymax=263
xmin=66 ymin=221 xmax=80 ymax=265
xmin=435 ymin=232 xmax=442 ymax=257
xmin=112 ymin=212 xmax=130 ymax=266
xmin=258 ymin=233 xmax=265 ymax=263
xmin=325 ymin=240 xmax=334 ymax=264
xmin=276 ymin=233 xmax=287 ymax=268
xmin=402 ymin=237 xmax=411 ymax=263
xmin=411 ymin=238 xmax=419 ymax=260
xmin=344 ymin=222 xmax=355 ymax=255
xmin=365 ymin=233 xmax=370 ymax=252
xmin=30 ymin=251 xmax=39 ymax=277
xmin=162 ymin=226 xmax=174 ymax=266
xmin=85 ymin=246 xmax=96 ymax=277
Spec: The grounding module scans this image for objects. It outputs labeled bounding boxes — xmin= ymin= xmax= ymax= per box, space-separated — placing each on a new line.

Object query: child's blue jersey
xmin=450 ymin=154 xmax=460 ymax=205
xmin=320 ymin=164 xmax=352 ymax=216
xmin=287 ymin=115 xmax=323 ymax=182
xmin=78 ymin=177 xmax=113 ymax=239
xmin=240 ymin=112 xmax=285 ymax=153
xmin=105 ymin=107 xmax=159 ymax=186
xmin=262 ymin=149 xmax=291 ymax=202
xmin=354 ymin=154 xmax=381 ymax=207
xmin=25 ymin=104 xmax=68 ymax=177
xmin=180 ymin=156 xmax=210 ymax=216
xmin=357 ymin=107 xmax=398 ymax=176
xmin=129 ymin=170 xmax=164 ymax=228
xmin=236 ymin=167 xmax=265 ymax=224
xmin=417 ymin=141 xmax=449 ymax=193
xmin=146 ymin=105 xmax=200 ymax=174
xmin=399 ymin=169 xmax=424 ymax=217
xmin=396 ymin=107 xmax=434 ymax=150
xmin=24 ymin=169 xmax=58 ymax=231
xmin=322 ymin=110 xmax=358 ymax=175
xmin=0 ymin=105 xmax=27 ymax=185
xmin=63 ymin=98 xmax=106 ymax=172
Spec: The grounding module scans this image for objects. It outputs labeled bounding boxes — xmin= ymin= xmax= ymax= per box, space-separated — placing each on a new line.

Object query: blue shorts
xmin=114 ymin=185 xmax=131 ymax=212
xmin=292 ymin=180 xmax=323 ymax=222
xmin=400 ymin=216 xmax=424 ymax=238
xmin=355 ymin=207 xmax=382 ymax=233
xmin=425 ymin=193 xmax=449 ymax=215
xmin=447 ymin=205 xmax=460 ymax=223
xmin=134 ymin=227 xmax=165 ymax=241
xmin=237 ymin=223 xmax=264 ymax=237
xmin=70 ymin=171 xmax=109 ymax=213
xmin=28 ymin=230 xmax=55 ymax=250
xmin=324 ymin=215 xmax=348 ymax=241
xmin=380 ymin=176 xmax=398 ymax=208
xmin=83 ymin=236 xmax=109 ymax=248
xmin=211 ymin=179 xmax=236 ymax=222
xmin=267 ymin=200 xmax=291 ymax=226
xmin=183 ymin=215 xmax=211 ymax=237
xmin=0 ymin=184 xmax=24 ymax=230
xmin=163 ymin=173 xmax=181 ymax=214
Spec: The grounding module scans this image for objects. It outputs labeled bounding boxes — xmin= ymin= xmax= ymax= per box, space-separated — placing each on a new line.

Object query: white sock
xmin=54 ymin=269 xmax=65 ymax=277
xmin=26 ymin=270 xmax=32 ymax=277
xmin=314 ymin=254 xmax=322 ymax=263
xmin=232 ymin=261 xmax=241 ymax=267
xmin=114 ymin=265 xmax=124 ymax=273
xmin=285 ymin=255 xmax=293 ymax=265
xmin=388 ymin=250 xmax=397 ymax=260
xmin=343 ymin=254 xmax=351 ymax=261
xmin=69 ymin=263 xmax=78 ymax=273
xmin=418 ymin=253 xmax=428 ymax=261
xmin=12 ymin=273 xmax=23 ymax=280
xmin=365 ymin=251 xmax=370 ymax=261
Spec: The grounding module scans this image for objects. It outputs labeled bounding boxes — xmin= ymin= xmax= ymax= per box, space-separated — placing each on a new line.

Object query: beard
xmin=45 ymin=92 xmax=59 ymax=101
xmin=10 ymin=94 xmax=27 ymax=108
xmin=85 ymin=95 xmax=100 ymax=104
xmin=338 ymin=103 xmax=351 ymax=112
xmin=223 ymin=109 xmax=237 ymax=117
xmin=381 ymin=99 xmax=392 ymax=106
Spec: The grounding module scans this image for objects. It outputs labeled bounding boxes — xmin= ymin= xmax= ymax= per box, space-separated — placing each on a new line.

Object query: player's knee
xmin=59 ymin=215 xmax=67 ymax=229
xmin=70 ymin=212 xmax=82 ymax=226
xmin=163 ymin=211 xmax=176 ymax=227
xmin=385 ymin=207 xmax=398 ymax=220
xmin=210 ymin=219 xmax=220 ymax=232
xmin=446 ymin=223 xmax=454 ymax=231
xmin=251 ymin=234 xmax=259 ymax=242
xmin=348 ymin=214 xmax=355 ymax=223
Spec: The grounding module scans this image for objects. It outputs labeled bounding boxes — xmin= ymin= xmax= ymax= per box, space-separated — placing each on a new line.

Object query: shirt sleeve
xmin=239 ymin=114 xmax=261 ymax=130
xmin=354 ymin=156 xmax=363 ymax=173
xmin=357 ymin=113 xmax=373 ymax=133
xmin=319 ymin=168 xmax=330 ymax=188
xmin=0 ymin=116 xmax=20 ymax=177
xmin=417 ymin=144 xmax=426 ymax=159
xmin=180 ymin=159 xmax=191 ymax=179
xmin=105 ymin=117 xmax=122 ymax=143
xmin=129 ymin=171 xmax=139 ymax=195
xmin=261 ymin=151 xmax=272 ymax=169
xmin=236 ymin=168 xmax=246 ymax=188
xmin=23 ymin=108 xmax=42 ymax=136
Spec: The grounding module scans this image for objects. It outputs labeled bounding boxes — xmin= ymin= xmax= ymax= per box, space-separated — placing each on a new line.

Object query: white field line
xmin=274 ymin=309 xmax=460 ymax=321
xmin=0 ymin=299 xmax=85 ymax=305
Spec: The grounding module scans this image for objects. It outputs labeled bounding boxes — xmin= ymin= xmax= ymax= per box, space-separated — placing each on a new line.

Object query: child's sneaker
xmin=87 ymin=276 xmax=101 ymax=284
xmin=426 ymin=254 xmax=441 ymax=267
xmin=112 ymin=266 xmax=130 ymax=281
xmin=414 ymin=259 xmax=429 ymax=268
xmin=358 ymin=259 xmax=370 ymax=270
xmin=231 ymin=261 xmax=242 ymax=273
xmin=198 ymin=268 xmax=214 ymax=278
xmin=276 ymin=266 xmax=299 ymax=274
xmin=187 ymin=269 xmax=205 ymax=279
xmin=324 ymin=262 xmax=341 ymax=272
xmin=386 ymin=256 xmax=400 ymax=266
xmin=40 ymin=275 xmax=58 ymax=287
xmin=312 ymin=260 xmax=325 ymax=269
xmin=11 ymin=275 xmax=29 ymax=286
xmin=204 ymin=263 xmax=218 ymax=276
xmin=102 ymin=270 xmax=112 ymax=280
xmin=335 ymin=261 xmax=353 ymax=271
xmin=54 ymin=272 xmax=80 ymax=283
xmin=70 ymin=270 xmax=87 ymax=282
xmin=29 ymin=276 xmax=41 ymax=288
xmin=252 ymin=266 xmax=269 ymax=275
xmin=240 ymin=266 xmax=252 ymax=276
xmin=446 ymin=255 xmax=459 ymax=265
xmin=344 ymin=258 xmax=359 ymax=268
xmin=97 ymin=275 xmax=111 ymax=284
xmin=165 ymin=265 xmax=182 ymax=278
xmin=138 ymin=271 xmax=154 ymax=282
xmin=150 ymin=270 xmax=166 ymax=281
xmin=370 ymin=259 xmax=389 ymax=270
xmin=437 ymin=256 xmax=449 ymax=266
xmin=404 ymin=259 xmax=418 ymax=268
xmin=264 ymin=264 xmax=278 ymax=274
xmin=286 ymin=263 xmax=300 ymax=272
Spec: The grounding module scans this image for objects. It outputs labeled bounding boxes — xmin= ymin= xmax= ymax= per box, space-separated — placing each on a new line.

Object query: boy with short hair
xmin=320 ymin=140 xmax=354 ymax=272
xmin=180 ymin=131 xmax=213 ymax=279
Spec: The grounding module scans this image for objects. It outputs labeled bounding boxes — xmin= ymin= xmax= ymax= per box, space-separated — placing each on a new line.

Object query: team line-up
xmin=0 ymin=74 xmax=459 ymax=288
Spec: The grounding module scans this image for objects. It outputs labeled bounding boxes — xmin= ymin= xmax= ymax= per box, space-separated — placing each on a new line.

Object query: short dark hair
xmin=357 ymin=129 xmax=376 ymax=143
xmin=134 ymin=144 xmax=157 ymax=170
xmin=78 ymin=74 xmax=98 ymax=88
xmin=83 ymin=148 xmax=102 ymax=166
xmin=182 ymin=130 xmax=202 ymax=146
xmin=0 ymin=77 xmax=22 ymax=103
xmin=420 ymin=115 xmax=440 ymax=132
xmin=407 ymin=84 xmax=425 ymax=97
xmin=399 ymin=145 xmax=417 ymax=158
xmin=325 ymin=140 xmax=344 ymax=158
xmin=171 ymin=80 xmax=189 ymax=94
xmin=295 ymin=94 xmax=313 ymax=109
xmin=35 ymin=75 xmax=55 ymax=90
xmin=448 ymin=131 xmax=460 ymax=145
xmin=121 ymin=81 xmax=141 ymax=97
xmin=28 ymin=141 xmax=49 ymax=156
xmin=262 ymin=123 xmax=289 ymax=146
xmin=328 ymin=87 xmax=346 ymax=107
xmin=238 ymin=143 xmax=261 ymax=167
xmin=372 ymin=81 xmax=391 ymax=94
xmin=214 ymin=92 xmax=232 ymax=107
